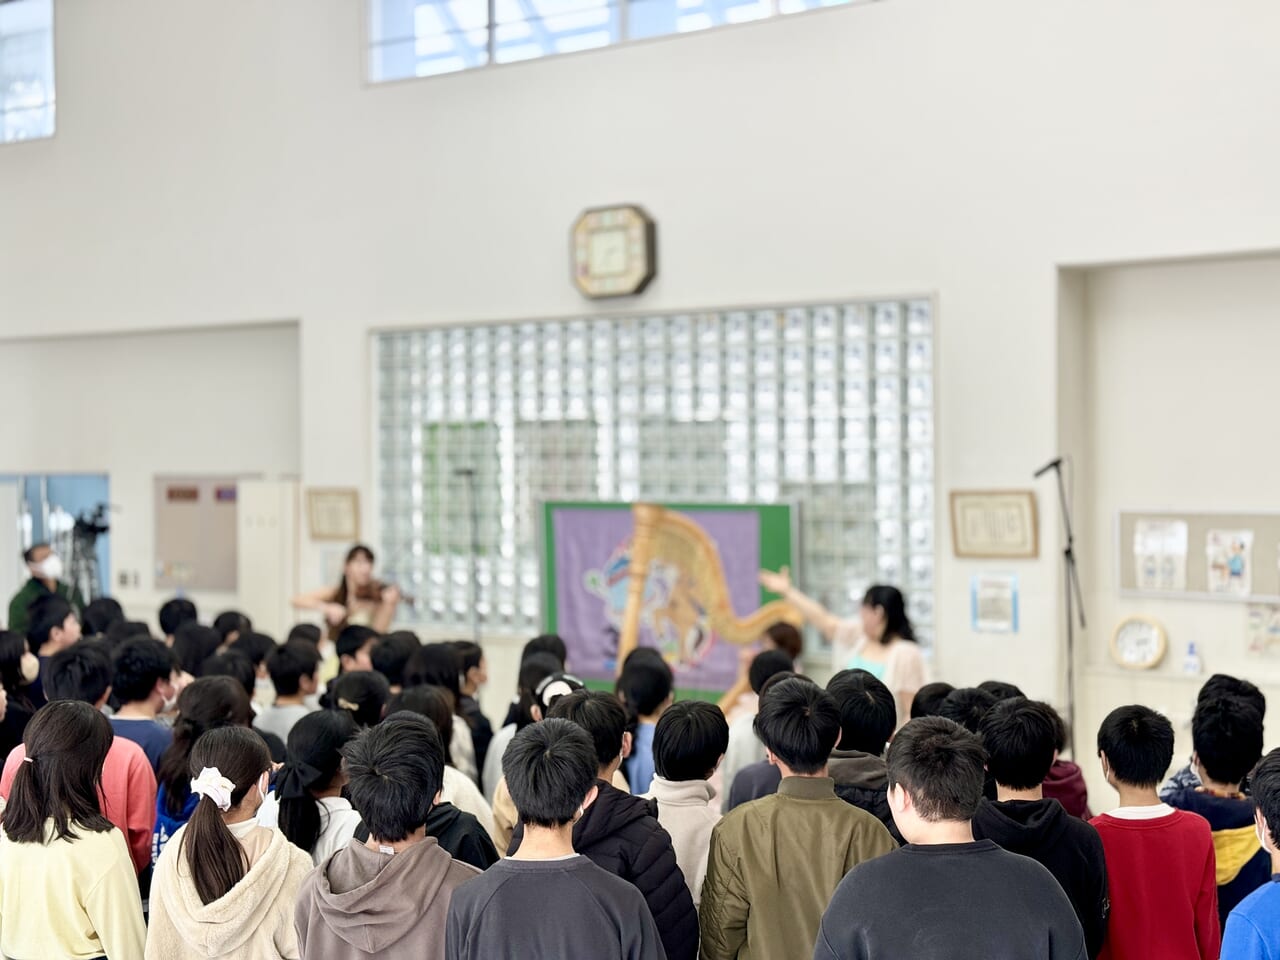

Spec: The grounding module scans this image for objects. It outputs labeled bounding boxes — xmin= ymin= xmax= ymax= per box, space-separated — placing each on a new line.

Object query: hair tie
xmin=276 ymin=760 xmax=325 ymax=801
xmin=21 ymin=756 xmax=33 ymax=765
xmin=190 ymin=766 xmax=236 ymax=811
xmin=337 ymin=697 xmax=359 ymax=712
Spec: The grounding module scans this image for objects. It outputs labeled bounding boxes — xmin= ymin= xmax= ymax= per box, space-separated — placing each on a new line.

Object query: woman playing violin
xmin=291 ymin=544 xmax=401 ymax=638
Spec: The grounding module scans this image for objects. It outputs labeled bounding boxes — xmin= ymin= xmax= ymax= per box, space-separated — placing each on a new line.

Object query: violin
xmin=351 ymin=580 xmax=416 ymax=606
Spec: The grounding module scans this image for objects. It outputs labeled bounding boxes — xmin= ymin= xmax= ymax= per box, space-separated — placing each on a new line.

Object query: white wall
xmin=0 ymin=323 xmax=301 ymax=631
xmin=1 ymin=0 xmax=1279 ymax=726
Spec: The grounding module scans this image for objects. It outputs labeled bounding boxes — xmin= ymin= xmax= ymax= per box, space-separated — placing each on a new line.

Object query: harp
xmin=616 ymin=503 xmax=801 ymax=672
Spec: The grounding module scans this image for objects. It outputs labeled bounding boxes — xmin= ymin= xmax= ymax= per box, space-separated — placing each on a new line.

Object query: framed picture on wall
xmin=950 ymin=490 xmax=1039 ymax=559
xmin=306 ymin=488 xmax=360 ymax=542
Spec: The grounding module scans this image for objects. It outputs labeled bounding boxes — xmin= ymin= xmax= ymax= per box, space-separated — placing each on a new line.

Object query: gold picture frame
xmin=306 ymin=488 xmax=360 ymax=542
xmin=950 ymin=490 xmax=1039 ymax=559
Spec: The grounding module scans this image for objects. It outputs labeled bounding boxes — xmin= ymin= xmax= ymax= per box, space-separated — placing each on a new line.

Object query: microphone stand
xmin=455 ymin=468 xmax=482 ymax=644
xmin=1035 ymin=457 xmax=1086 ymax=757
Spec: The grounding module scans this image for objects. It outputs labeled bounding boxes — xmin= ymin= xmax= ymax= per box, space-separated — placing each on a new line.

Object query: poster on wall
xmin=1247 ymin=603 xmax=1280 ymax=656
xmin=970 ymin=574 xmax=1019 ymax=633
xmin=542 ymin=501 xmax=794 ymax=695
xmin=1206 ymin=529 xmax=1253 ymax=596
xmin=1133 ymin=519 xmax=1188 ymax=592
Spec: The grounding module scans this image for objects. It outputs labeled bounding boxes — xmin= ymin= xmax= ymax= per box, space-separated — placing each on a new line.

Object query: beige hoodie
xmin=146 ymin=820 xmax=314 ymax=959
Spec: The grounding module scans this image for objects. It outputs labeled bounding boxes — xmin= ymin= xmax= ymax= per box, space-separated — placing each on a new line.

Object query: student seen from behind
xmin=257 ymin=640 xmax=322 ymax=743
xmin=0 ymin=630 xmax=42 ymax=758
xmin=910 ymin=681 xmax=955 ymax=719
xmin=1165 ymin=694 xmax=1269 ymax=926
xmin=1091 ymin=705 xmax=1220 ymax=960
xmin=110 ymin=636 xmax=179 ymax=771
xmin=482 ymin=651 xmax=565 ymax=800
xmin=0 ymin=700 xmax=146 ymax=960
xmin=146 ymin=726 xmax=313 ymax=960
xmin=618 ymin=653 xmax=674 ymax=795
xmin=201 ymin=650 xmax=288 ymax=762
xmin=296 ymin=713 xmax=482 ymax=960
xmin=1222 ymin=747 xmax=1280 ymax=958
xmin=700 ymin=677 xmax=897 ymax=960
xmin=824 ymin=668 xmax=904 ymax=839
xmin=322 ymin=669 xmax=391 ymax=728
xmin=723 ymin=669 xmax=798 ymax=810
xmin=718 ymin=648 xmax=793 ymax=811
xmin=405 ymin=642 xmax=480 ymax=785
xmin=974 ymin=697 xmax=1110 ymax=958
xmin=445 ymin=718 xmax=664 ymax=960
xmin=159 ymin=596 xmax=198 ymax=645
xmin=1163 ymin=674 xmax=1266 ymax=801
xmin=639 ymin=698 xmax=729 ymax=906
xmin=814 ymin=716 xmax=1087 ymax=960
xmin=336 ymin=625 xmax=378 ymax=674
xmin=0 ymin=641 xmax=157 ymax=875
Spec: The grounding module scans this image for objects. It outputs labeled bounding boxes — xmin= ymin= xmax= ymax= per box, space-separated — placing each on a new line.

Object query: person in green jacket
xmin=7 ymin=544 xmax=84 ymax=636
xmin=699 ymin=677 xmax=897 ymax=960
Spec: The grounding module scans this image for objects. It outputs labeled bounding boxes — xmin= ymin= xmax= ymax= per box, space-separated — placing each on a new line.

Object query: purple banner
xmin=551 ymin=506 xmax=761 ymax=691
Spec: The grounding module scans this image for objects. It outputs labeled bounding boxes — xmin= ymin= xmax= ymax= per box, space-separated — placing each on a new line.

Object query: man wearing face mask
xmin=7 ymin=543 xmax=85 ymax=637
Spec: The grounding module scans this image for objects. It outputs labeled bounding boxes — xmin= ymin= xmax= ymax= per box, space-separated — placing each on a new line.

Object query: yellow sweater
xmin=0 ymin=821 xmax=146 ymax=960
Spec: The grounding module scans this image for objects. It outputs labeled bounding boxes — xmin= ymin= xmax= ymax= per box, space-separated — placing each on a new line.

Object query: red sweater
xmin=1 ymin=738 xmax=156 ymax=874
xmin=1091 ymin=807 xmax=1220 ymax=960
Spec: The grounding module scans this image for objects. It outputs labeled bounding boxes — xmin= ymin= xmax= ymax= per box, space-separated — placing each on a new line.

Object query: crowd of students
xmin=0 ymin=573 xmax=1276 ymax=959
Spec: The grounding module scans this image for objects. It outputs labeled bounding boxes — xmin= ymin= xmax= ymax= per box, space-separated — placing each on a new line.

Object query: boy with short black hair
xmin=110 ymin=637 xmax=178 ymax=771
xmin=1165 ymin=694 xmax=1269 ymax=926
xmin=701 ymin=677 xmax=897 ymax=960
xmin=910 ymin=681 xmax=955 ymax=719
xmin=974 ymin=698 xmax=1109 ymax=958
xmin=446 ymin=719 xmax=664 ymax=960
xmin=720 ymin=648 xmax=794 ymax=811
xmin=1222 ymin=747 xmax=1280 ymax=957
xmin=639 ymin=699 xmax=728 ymax=905
xmin=938 ymin=686 xmax=998 ymax=734
xmin=157 ymin=596 xmax=197 ymax=644
xmin=1092 ymin=705 xmax=1220 ymax=960
xmin=509 ymin=689 xmax=697 ymax=960
xmin=1163 ymin=673 xmax=1268 ymax=800
xmin=296 ymin=713 xmax=481 ymax=960
xmin=825 ymin=668 xmax=901 ymax=837
xmin=336 ymin=624 xmax=378 ymax=674
xmin=372 ymin=632 xmax=419 ymax=694
xmin=257 ymin=640 xmax=321 ymax=743
xmin=618 ymin=657 xmax=674 ymax=795
xmin=815 ymin=717 xmax=1086 ymax=960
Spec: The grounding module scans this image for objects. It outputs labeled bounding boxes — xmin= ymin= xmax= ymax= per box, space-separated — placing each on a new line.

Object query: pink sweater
xmin=1 ymin=738 xmax=157 ymax=874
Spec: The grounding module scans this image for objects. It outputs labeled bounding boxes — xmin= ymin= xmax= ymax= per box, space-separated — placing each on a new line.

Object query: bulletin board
xmin=155 ymin=476 xmax=240 ymax=591
xmin=1117 ymin=509 xmax=1280 ymax=604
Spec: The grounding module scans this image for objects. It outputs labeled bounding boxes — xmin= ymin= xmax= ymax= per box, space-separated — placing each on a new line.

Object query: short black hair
xmin=81 ymin=598 xmax=124 ymax=637
xmin=514 ymin=652 xmax=564 ymax=729
xmin=28 ymin=595 xmax=74 ymax=647
xmin=522 ymin=634 xmax=567 ymax=668
xmin=887 ymin=717 xmax=987 ymax=821
xmin=911 ymin=682 xmax=955 ymax=719
xmin=336 ymin=625 xmax=379 ymax=662
xmin=1097 ymin=705 xmax=1175 ymax=788
xmin=979 ymin=698 xmax=1058 ymax=790
xmin=323 ymin=670 xmax=391 ymax=727
xmin=503 ymin=718 xmax=597 ymax=828
xmin=749 ymin=649 xmax=795 ymax=695
xmin=22 ymin=542 xmax=48 ymax=564
xmin=978 ymin=680 xmax=1025 ymax=702
xmin=1251 ymin=748 xmax=1280 ymax=847
xmin=267 ymin=641 xmax=322 ymax=697
xmin=1198 ymin=674 xmax=1266 ymax=721
xmin=826 ymin=669 xmax=897 ymax=755
xmin=618 ymin=659 xmax=673 ymax=717
xmin=286 ymin=623 xmax=322 ymax=648
xmin=213 ymin=610 xmax=252 ymax=642
xmin=159 ymin=598 xmax=198 ymax=637
xmin=343 ymin=713 xmax=445 ymax=842
xmin=112 ymin=638 xmax=176 ymax=705
xmin=450 ymin=640 xmax=484 ymax=674
xmin=371 ymin=636 xmax=416 ymax=687
xmin=229 ymin=631 xmax=275 ymax=668
xmin=404 ymin=643 xmax=462 ymax=698
xmin=103 ymin=619 xmax=151 ymax=651
xmin=547 ymin=689 xmax=627 ymax=769
xmin=172 ymin=622 xmax=222 ymax=677
xmin=653 ymin=700 xmax=729 ymax=782
xmin=46 ymin=642 xmax=113 ymax=705
xmin=200 ymin=651 xmax=257 ymax=698
xmin=754 ymin=677 xmax=841 ymax=774
xmin=387 ymin=685 xmax=456 ymax=764
xmin=938 ymin=687 xmax=998 ymax=734
xmin=1192 ymin=695 xmax=1264 ymax=788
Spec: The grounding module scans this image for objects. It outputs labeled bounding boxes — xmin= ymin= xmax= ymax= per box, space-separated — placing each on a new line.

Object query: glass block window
xmin=375 ymin=300 xmax=936 ymax=644
xmin=367 ymin=0 xmax=875 ymax=82
xmin=0 ymin=0 xmax=54 ymax=144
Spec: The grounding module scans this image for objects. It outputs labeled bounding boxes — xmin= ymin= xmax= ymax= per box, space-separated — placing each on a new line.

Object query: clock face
xmin=572 ymin=206 xmax=656 ymax=299
xmin=1112 ymin=618 xmax=1167 ymax=669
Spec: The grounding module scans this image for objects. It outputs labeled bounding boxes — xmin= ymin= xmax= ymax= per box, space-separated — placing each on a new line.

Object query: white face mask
xmin=19 ymin=652 xmax=39 ymax=684
xmin=1258 ymin=822 xmax=1273 ymax=854
xmin=35 ymin=555 xmax=63 ymax=581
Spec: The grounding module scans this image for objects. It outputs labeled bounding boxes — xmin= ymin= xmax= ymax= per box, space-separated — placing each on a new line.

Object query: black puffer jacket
xmin=828 ymin=749 xmax=904 ymax=845
xmin=509 ymin=779 xmax=698 ymax=960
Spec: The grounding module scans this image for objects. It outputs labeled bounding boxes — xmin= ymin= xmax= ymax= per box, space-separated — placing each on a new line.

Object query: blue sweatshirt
xmin=1223 ymin=876 xmax=1280 ymax=959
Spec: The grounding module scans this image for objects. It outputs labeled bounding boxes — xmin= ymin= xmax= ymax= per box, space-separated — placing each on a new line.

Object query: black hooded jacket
xmin=972 ymin=797 xmax=1109 ymax=959
xmin=354 ymin=801 xmax=499 ymax=872
xmin=509 ymin=779 xmax=698 ymax=960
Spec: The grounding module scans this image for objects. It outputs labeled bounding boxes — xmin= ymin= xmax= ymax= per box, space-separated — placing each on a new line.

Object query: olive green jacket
xmin=699 ymin=776 xmax=897 ymax=960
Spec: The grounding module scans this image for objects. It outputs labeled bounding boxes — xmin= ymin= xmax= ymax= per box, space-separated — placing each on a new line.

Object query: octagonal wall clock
xmin=571 ymin=205 xmax=657 ymax=299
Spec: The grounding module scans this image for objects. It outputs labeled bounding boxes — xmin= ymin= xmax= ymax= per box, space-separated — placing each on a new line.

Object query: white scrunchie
xmin=190 ymin=766 xmax=236 ymax=812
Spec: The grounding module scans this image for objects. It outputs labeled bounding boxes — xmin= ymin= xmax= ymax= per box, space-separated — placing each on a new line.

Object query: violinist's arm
xmin=371 ymin=584 xmax=402 ymax=633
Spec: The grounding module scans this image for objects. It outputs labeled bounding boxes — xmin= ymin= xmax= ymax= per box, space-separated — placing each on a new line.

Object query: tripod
xmin=1035 ymin=457 xmax=1086 ymax=757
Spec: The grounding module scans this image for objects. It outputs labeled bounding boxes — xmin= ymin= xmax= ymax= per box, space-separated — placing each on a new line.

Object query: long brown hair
xmin=2 ymin=701 xmax=113 ymax=844
xmin=180 ymin=726 xmax=271 ymax=905
xmin=332 ymin=544 xmax=375 ymax=609
xmin=158 ymin=676 xmax=253 ymax=817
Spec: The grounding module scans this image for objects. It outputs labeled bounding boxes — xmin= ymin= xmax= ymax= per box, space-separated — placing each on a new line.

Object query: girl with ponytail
xmin=0 ymin=700 xmax=147 ymax=959
xmin=146 ymin=726 xmax=312 ymax=960
xmin=258 ymin=709 xmax=361 ymax=863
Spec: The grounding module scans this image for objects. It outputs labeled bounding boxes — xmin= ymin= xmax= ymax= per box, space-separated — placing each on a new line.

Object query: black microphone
xmin=453 ymin=468 xmax=476 ymax=477
xmin=1033 ymin=457 xmax=1063 ymax=479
